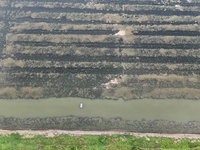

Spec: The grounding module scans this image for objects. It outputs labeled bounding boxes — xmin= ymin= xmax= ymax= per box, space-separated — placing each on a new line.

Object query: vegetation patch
xmin=0 ymin=133 xmax=200 ymax=150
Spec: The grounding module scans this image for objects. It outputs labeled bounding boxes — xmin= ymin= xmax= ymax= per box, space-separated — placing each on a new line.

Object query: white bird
xmin=79 ymin=103 xmax=84 ymax=109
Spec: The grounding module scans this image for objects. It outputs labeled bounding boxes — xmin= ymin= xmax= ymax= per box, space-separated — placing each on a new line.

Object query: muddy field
xmin=0 ymin=0 xmax=199 ymax=100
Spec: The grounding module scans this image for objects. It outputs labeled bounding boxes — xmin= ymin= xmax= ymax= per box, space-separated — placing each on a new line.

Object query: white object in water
xmin=79 ymin=103 xmax=84 ymax=109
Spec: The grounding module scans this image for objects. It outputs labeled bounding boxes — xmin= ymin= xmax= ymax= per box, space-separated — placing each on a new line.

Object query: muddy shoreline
xmin=1 ymin=130 xmax=200 ymax=139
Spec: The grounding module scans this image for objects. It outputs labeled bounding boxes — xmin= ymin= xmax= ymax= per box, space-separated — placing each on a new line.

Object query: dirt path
xmin=0 ymin=130 xmax=200 ymax=139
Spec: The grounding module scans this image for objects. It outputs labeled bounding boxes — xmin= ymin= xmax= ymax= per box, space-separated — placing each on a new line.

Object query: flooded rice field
xmin=0 ymin=0 xmax=200 ymax=132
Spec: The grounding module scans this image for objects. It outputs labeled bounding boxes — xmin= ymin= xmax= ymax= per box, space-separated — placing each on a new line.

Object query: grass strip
xmin=0 ymin=133 xmax=200 ymax=149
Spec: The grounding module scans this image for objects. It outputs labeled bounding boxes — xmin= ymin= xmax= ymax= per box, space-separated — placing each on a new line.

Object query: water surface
xmin=0 ymin=98 xmax=199 ymax=123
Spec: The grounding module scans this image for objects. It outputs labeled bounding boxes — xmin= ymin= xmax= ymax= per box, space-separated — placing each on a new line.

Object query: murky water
xmin=0 ymin=98 xmax=199 ymax=123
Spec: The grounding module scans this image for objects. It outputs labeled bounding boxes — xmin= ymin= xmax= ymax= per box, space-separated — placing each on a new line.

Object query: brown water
xmin=0 ymin=98 xmax=199 ymax=123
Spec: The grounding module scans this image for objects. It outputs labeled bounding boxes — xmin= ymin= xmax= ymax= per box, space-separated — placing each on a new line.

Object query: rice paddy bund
xmin=0 ymin=0 xmax=200 ymax=132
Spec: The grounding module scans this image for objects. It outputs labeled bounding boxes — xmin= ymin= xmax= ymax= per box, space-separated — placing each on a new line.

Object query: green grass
xmin=0 ymin=133 xmax=200 ymax=150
